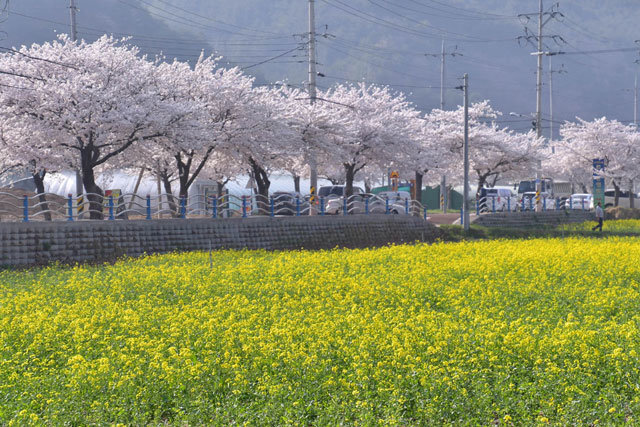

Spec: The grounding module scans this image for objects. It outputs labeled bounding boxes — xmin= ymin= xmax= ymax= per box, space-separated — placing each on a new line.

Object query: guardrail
xmin=475 ymin=195 xmax=592 ymax=214
xmin=0 ymin=191 xmax=596 ymax=222
xmin=0 ymin=192 xmax=433 ymax=222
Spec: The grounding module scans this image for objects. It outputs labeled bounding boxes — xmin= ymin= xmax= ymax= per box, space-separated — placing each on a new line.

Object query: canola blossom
xmin=1 ymin=237 xmax=640 ymax=424
xmin=563 ymin=218 xmax=640 ymax=233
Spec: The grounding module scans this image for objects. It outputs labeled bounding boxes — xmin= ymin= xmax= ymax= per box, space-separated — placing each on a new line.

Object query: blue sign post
xmin=593 ymin=158 xmax=605 ymax=209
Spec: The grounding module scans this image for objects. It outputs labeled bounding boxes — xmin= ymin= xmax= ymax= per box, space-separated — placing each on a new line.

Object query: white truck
xmin=516 ymin=178 xmax=572 ymax=207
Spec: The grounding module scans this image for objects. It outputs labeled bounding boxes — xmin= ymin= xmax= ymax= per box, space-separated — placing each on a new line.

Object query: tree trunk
xmin=364 ymin=180 xmax=371 ymax=194
xmin=293 ymin=175 xmax=300 ymax=193
xmin=31 ymin=170 xmax=51 ymax=221
xmin=476 ymin=174 xmax=489 ymax=199
xmin=216 ymin=181 xmax=225 ymax=218
xmin=249 ymin=157 xmax=270 ymax=215
xmin=161 ymin=173 xmax=179 ymax=217
xmin=414 ymin=171 xmax=423 ymax=216
xmin=343 ymin=163 xmax=357 ymax=214
xmin=613 ymin=180 xmax=620 ymax=207
xmin=80 ymin=149 xmax=104 ymax=220
xmin=630 ymin=179 xmax=635 ymax=209
xmin=344 ymin=163 xmax=355 ymax=198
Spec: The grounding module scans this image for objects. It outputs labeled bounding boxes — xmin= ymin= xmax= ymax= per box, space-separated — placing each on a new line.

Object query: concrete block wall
xmin=0 ymin=215 xmax=441 ymax=267
xmin=472 ymin=210 xmax=595 ymax=228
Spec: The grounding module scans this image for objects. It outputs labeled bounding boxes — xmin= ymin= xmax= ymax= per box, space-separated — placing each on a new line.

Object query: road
xmin=427 ymin=213 xmax=477 ymax=225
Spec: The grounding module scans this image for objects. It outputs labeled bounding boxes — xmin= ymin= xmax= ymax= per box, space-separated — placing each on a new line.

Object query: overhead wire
xmin=241 ymin=46 xmax=305 ymax=70
xmin=8 ymin=10 xmax=295 ymax=45
xmin=318 ymin=0 xmax=444 ymax=40
xmin=317 ymin=40 xmax=429 ymax=82
xmin=375 ymin=0 xmax=518 ymax=21
xmin=409 ymin=0 xmax=514 ymax=18
xmin=149 ymin=0 xmax=283 ymax=36
xmin=0 ymin=46 xmax=78 ymax=69
xmin=320 ymin=74 xmax=452 ymax=89
xmin=118 ymin=0 xmax=286 ymax=39
xmin=366 ymin=0 xmax=514 ymax=42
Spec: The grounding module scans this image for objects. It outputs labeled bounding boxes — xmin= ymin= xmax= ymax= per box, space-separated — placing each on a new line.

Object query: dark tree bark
xmin=364 ymin=180 xmax=372 ymax=194
xmin=160 ymin=171 xmax=179 ymax=217
xmin=631 ymin=180 xmax=635 ymax=209
xmin=293 ymin=175 xmax=301 ymax=193
xmin=414 ymin=171 xmax=423 ymax=216
xmin=344 ymin=163 xmax=356 ymax=198
xmin=80 ymin=146 xmax=104 ymax=220
xmin=249 ymin=157 xmax=270 ymax=215
xmin=31 ymin=170 xmax=51 ymax=221
xmin=612 ymin=180 xmax=621 ymax=207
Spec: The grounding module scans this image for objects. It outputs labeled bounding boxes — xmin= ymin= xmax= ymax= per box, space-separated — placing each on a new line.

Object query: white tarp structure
xmin=43 ymin=170 xmax=335 ymax=197
xmin=40 ymin=170 xmax=337 ymax=213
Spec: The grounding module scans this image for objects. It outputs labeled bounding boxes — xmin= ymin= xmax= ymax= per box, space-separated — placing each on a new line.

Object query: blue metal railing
xmin=0 ymin=190 xmax=595 ymax=223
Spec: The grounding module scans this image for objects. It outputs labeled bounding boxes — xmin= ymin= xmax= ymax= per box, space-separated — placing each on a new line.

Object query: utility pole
xmin=549 ymin=55 xmax=553 ymax=146
xmin=440 ymin=39 xmax=445 ymax=110
xmin=520 ymin=0 xmax=563 ymax=212
xmin=70 ymin=0 xmax=78 ymax=42
xmin=548 ymin=57 xmax=566 ymax=153
xmin=427 ymin=40 xmax=461 ymax=213
xmin=463 ymin=74 xmax=470 ymax=231
xmin=534 ymin=0 xmax=543 ymax=212
xmin=635 ymin=72 xmax=638 ymax=126
xmin=308 ymin=0 xmax=318 ymax=215
xmin=70 ymin=0 xmax=83 ymax=204
xmin=440 ymin=40 xmax=447 ymax=213
xmin=536 ymin=0 xmax=543 ymax=143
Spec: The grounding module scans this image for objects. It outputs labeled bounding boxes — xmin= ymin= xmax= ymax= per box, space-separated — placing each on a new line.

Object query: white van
xmin=478 ymin=188 xmax=516 ymax=212
xmin=604 ymin=189 xmax=638 ymax=208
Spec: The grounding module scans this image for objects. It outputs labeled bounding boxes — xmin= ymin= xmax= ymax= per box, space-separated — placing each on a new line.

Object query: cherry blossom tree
xmin=323 ymin=83 xmax=423 ymax=198
xmin=426 ymin=101 xmax=543 ymax=196
xmin=0 ymin=120 xmax=61 ymax=220
xmin=0 ymin=35 xmax=175 ymax=218
xmin=274 ymin=85 xmax=351 ymax=195
xmin=559 ymin=117 xmax=640 ymax=207
xmin=133 ymin=55 xmax=255 ymax=215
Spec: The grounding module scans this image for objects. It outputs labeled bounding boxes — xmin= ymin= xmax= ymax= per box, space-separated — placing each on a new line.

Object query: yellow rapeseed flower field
xmin=1 ymin=236 xmax=639 ymax=424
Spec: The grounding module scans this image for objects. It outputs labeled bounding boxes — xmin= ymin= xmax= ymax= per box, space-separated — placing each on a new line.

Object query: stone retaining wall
xmin=472 ymin=210 xmax=595 ymax=228
xmin=0 ymin=215 xmax=441 ymax=267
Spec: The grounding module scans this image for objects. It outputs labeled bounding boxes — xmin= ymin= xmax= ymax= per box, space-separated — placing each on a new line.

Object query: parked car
xmin=566 ymin=193 xmax=593 ymax=210
xmin=519 ymin=191 xmax=555 ymax=210
xmin=604 ymin=189 xmax=638 ymax=208
xmin=318 ymin=185 xmax=364 ymax=201
xmin=326 ymin=193 xmax=376 ymax=215
xmin=272 ymin=191 xmax=307 ymax=215
xmin=325 ymin=191 xmax=410 ymax=215
xmin=478 ymin=188 xmax=516 ymax=212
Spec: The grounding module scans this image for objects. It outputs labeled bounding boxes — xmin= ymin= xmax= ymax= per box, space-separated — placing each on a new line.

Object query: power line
xmin=366 ymin=0 xmax=514 ymax=42
xmin=327 ymin=38 xmax=425 ymax=72
xmin=118 ymin=0 xmax=287 ymax=39
xmin=0 ymin=46 xmax=78 ymax=69
xmin=320 ymin=74 xmax=451 ymax=89
xmin=7 ymin=10 xmax=295 ymax=45
xmin=150 ymin=0 xmax=283 ymax=36
xmin=241 ymin=46 xmax=305 ymax=70
xmin=319 ymin=0 xmax=443 ymax=40
xmin=545 ymin=47 xmax=640 ymax=56
xmin=374 ymin=0 xmax=518 ymax=21
xmin=412 ymin=0 xmax=515 ymax=18
xmin=317 ymin=40 xmax=428 ymax=82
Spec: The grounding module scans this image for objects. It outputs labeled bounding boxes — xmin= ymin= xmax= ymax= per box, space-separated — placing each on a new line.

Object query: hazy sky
xmin=2 ymin=0 xmax=639 ymax=138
